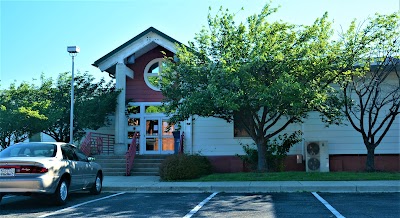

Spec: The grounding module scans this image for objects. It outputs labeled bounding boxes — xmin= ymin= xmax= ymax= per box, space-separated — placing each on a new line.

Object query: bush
xmin=159 ymin=154 xmax=212 ymax=181
xmin=238 ymin=131 xmax=302 ymax=172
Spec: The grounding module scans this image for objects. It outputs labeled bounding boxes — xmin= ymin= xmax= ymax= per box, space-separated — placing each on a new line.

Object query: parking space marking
xmin=38 ymin=192 xmax=126 ymax=218
xmin=183 ymin=192 xmax=218 ymax=218
xmin=312 ymin=192 xmax=345 ymax=218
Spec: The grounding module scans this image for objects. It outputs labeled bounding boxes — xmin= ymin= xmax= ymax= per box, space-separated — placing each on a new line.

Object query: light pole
xmin=67 ymin=46 xmax=80 ymax=143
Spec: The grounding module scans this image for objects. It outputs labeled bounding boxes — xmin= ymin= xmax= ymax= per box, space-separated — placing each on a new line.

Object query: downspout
xmin=189 ymin=116 xmax=194 ymax=155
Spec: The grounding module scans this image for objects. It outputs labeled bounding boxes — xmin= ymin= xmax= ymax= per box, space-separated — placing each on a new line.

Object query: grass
xmin=191 ymin=172 xmax=400 ymax=181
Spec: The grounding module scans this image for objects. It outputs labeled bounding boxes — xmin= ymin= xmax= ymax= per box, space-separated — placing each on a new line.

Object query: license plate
xmin=0 ymin=168 xmax=15 ymax=177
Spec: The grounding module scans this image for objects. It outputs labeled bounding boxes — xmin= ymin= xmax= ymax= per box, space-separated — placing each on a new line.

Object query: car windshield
xmin=0 ymin=143 xmax=57 ymax=158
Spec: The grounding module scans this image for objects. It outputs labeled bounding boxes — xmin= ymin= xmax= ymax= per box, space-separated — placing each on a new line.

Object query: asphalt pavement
xmin=102 ymin=176 xmax=400 ymax=193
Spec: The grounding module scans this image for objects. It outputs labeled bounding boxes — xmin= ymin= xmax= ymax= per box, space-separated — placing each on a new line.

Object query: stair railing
xmin=126 ymin=132 xmax=139 ymax=176
xmin=179 ymin=131 xmax=185 ymax=154
xmin=80 ymin=132 xmax=115 ymax=156
xmin=80 ymin=132 xmax=92 ymax=156
xmin=96 ymin=136 xmax=103 ymax=154
xmin=91 ymin=133 xmax=114 ymax=155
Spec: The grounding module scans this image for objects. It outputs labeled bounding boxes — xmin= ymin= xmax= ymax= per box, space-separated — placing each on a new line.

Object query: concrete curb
xmin=102 ymin=180 xmax=400 ymax=193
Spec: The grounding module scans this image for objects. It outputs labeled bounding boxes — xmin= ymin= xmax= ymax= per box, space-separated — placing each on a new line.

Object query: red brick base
xmin=206 ymin=154 xmax=400 ymax=173
xmin=329 ymin=154 xmax=400 ymax=172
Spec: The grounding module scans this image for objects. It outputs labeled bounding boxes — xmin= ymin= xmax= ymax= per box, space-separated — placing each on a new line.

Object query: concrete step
xmin=133 ymin=163 xmax=162 ymax=168
xmin=130 ymin=172 xmax=159 ymax=176
xmin=104 ymin=171 xmax=126 ymax=176
xmin=131 ymin=167 xmax=159 ymax=173
xmin=93 ymin=154 xmax=169 ymax=177
xmin=133 ymin=159 xmax=165 ymax=164
xmin=93 ymin=155 xmax=126 ymax=160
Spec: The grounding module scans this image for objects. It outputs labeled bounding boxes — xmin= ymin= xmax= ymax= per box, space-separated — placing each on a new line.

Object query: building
xmin=92 ymin=27 xmax=400 ymax=173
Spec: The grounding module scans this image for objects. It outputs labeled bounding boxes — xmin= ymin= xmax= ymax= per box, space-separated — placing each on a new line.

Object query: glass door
xmin=144 ymin=118 xmax=174 ymax=154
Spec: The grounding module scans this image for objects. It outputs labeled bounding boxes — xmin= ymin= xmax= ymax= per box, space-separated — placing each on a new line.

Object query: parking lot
xmin=0 ymin=192 xmax=399 ymax=218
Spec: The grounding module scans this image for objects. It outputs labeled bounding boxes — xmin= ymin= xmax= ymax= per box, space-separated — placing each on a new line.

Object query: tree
xmin=39 ymin=72 xmax=120 ymax=142
xmin=161 ymin=4 xmax=345 ymax=171
xmin=339 ymin=13 xmax=400 ymax=171
xmin=0 ymin=82 xmax=47 ymax=148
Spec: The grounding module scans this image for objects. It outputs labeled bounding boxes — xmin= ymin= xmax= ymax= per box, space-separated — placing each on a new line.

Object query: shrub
xmin=238 ymin=131 xmax=302 ymax=172
xmin=159 ymin=154 xmax=212 ymax=181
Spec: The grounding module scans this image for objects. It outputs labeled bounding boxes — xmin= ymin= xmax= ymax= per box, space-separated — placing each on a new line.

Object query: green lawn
xmin=192 ymin=172 xmax=400 ymax=181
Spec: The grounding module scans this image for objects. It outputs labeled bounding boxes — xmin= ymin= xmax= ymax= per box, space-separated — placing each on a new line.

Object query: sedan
xmin=0 ymin=142 xmax=103 ymax=205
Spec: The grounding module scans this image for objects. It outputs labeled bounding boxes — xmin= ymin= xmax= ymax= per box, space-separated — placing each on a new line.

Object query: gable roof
xmin=92 ymin=27 xmax=183 ymax=69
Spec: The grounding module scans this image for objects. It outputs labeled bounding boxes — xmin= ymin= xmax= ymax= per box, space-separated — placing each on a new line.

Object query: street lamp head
xmin=67 ymin=46 xmax=80 ymax=54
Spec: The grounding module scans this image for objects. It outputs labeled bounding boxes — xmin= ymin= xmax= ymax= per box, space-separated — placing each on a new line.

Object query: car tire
xmin=54 ymin=178 xmax=69 ymax=205
xmin=90 ymin=173 xmax=102 ymax=195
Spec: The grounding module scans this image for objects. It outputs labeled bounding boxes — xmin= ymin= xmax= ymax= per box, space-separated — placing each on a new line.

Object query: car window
xmin=0 ymin=143 xmax=56 ymax=158
xmin=73 ymin=147 xmax=88 ymax=162
xmin=33 ymin=146 xmax=56 ymax=157
xmin=61 ymin=145 xmax=78 ymax=161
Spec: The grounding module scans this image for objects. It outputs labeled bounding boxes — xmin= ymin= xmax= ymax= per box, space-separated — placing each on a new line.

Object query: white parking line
xmin=38 ymin=192 xmax=126 ymax=218
xmin=183 ymin=192 xmax=218 ymax=218
xmin=312 ymin=192 xmax=345 ymax=218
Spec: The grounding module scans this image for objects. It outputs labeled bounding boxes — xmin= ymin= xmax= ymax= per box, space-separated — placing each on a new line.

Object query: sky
xmin=1 ymin=0 xmax=399 ymax=88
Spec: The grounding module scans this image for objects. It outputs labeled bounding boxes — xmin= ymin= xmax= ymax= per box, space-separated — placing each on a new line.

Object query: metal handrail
xmin=126 ymin=132 xmax=139 ymax=176
xmin=91 ymin=133 xmax=114 ymax=155
xmin=80 ymin=132 xmax=92 ymax=156
xmin=96 ymin=137 xmax=103 ymax=154
xmin=80 ymin=132 xmax=115 ymax=155
xmin=179 ymin=131 xmax=185 ymax=154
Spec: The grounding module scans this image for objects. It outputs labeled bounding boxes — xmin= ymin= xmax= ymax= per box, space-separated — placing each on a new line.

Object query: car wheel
xmin=90 ymin=173 xmax=102 ymax=195
xmin=54 ymin=178 xmax=69 ymax=205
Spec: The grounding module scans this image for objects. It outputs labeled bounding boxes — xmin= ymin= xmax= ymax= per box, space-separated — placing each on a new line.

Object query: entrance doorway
xmin=144 ymin=118 xmax=174 ymax=154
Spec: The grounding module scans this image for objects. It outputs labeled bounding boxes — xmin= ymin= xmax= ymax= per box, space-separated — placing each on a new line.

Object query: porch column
xmin=114 ymin=63 xmax=134 ymax=155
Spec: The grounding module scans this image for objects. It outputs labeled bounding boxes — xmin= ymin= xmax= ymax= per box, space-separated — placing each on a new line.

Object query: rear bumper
xmin=0 ymin=174 xmax=59 ymax=194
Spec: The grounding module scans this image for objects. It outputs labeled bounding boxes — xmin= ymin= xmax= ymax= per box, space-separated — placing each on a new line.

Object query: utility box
xmin=172 ymin=131 xmax=181 ymax=154
xmin=296 ymin=154 xmax=303 ymax=164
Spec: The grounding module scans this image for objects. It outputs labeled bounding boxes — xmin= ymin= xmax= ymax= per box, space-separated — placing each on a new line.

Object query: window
xmin=144 ymin=58 xmax=164 ymax=91
xmin=127 ymin=105 xmax=140 ymax=114
xmin=128 ymin=118 xmax=140 ymax=126
xmin=233 ymin=113 xmax=251 ymax=138
xmin=145 ymin=105 xmax=166 ymax=113
xmin=73 ymin=148 xmax=88 ymax=162
xmin=61 ymin=146 xmax=77 ymax=160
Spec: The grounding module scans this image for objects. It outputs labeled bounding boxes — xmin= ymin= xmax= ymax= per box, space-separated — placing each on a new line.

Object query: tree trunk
xmin=257 ymin=143 xmax=268 ymax=172
xmin=366 ymin=146 xmax=376 ymax=172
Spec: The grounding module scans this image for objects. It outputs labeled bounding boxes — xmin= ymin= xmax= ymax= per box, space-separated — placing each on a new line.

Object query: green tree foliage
xmin=338 ymin=13 xmax=400 ymax=171
xmin=0 ymin=82 xmax=48 ymax=148
xmin=161 ymin=4 xmax=346 ymax=171
xmin=39 ymin=72 xmax=120 ymax=142
xmin=0 ymin=72 xmax=120 ymax=147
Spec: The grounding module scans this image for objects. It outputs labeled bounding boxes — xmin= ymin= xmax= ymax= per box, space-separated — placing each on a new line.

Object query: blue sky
xmin=1 ymin=0 xmax=399 ymax=88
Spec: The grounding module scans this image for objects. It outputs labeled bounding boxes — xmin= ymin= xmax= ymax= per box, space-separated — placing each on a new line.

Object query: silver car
xmin=0 ymin=142 xmax=103 ymax=205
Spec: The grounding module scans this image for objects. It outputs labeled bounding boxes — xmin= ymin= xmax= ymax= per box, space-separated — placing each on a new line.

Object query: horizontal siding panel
xmin=191 ymin=114 xmax=399 ymax=155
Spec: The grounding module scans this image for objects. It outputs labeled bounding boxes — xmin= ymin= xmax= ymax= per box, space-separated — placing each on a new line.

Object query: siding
xmin=191 ymin=112 xmax=399 ymax=156
xmin=192 ymin=117 xmax=248 ymax=156
xmin=303 ymin=112 xmax=399 ymax=154
xmin=125 ymin=46 xmax=174 ymax=102
xmin=191 ymin=116 xmax=304 ymax=156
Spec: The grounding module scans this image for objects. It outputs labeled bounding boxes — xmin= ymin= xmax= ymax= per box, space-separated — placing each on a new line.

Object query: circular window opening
xmin=144 ymin=58 xmax=164 ymax=91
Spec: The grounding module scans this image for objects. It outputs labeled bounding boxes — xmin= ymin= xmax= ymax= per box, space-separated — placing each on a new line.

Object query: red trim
xmin=126 ymin=132 xmax=139 ymax=176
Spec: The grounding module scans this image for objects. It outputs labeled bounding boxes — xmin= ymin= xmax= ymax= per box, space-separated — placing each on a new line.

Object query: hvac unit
xmin=305 ymin=141 xmax=329 ymax=172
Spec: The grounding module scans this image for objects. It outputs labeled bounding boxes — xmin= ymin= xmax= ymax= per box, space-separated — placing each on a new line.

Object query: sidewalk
xmin=102 ymin=176 xmax=400 ymax=193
